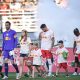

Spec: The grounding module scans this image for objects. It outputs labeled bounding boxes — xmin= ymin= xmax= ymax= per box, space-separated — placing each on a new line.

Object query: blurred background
xmin=0 ymin=0 xmax=80 ymax=47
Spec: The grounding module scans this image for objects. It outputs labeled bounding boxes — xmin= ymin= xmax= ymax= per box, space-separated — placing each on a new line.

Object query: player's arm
xmin=51 ymin=37 xmax=55 ymax=48
xmin=51 ymin=31 xmax=55 ymax=48
xmin=2 ymin=34 xmax=4 ymax=51
xmin=13 ymin=31 xmax=18 ymax=49
xmin=73 ymin=41 xmax=76 ymax=55
xmin=39 ymin=32 xmax=43 ymax=48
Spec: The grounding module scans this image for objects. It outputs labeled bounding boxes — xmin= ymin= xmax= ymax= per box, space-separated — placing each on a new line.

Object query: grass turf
xmin=0 ymin=73 xmax=80 ymax=80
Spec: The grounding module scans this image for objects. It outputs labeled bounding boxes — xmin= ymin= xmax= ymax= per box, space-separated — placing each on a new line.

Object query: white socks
xmin=47 ymin=59 xmax=53 ymax=75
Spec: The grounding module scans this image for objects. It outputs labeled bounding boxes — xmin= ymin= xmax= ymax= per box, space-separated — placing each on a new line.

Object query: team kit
xmin=0 ymin=21 xmax=80 ymax=79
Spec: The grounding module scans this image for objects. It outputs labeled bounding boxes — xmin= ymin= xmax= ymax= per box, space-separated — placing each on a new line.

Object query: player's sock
xmin=75 ymin=68 xmax=78 ymax=72
xmin=47 ymin=59 xmax=52 ymax=76
xmin=46 ymin=61 xmax=49 ymax=70
xmin=0 ymin=72 xmax=4 ymax=78
xmin=48 ymin=64 xmax=52 ymax=75
xmin=12 ymin=64 xmax=19 ymax=73
xmin=4 ymin=63 xmax=8 ymax=77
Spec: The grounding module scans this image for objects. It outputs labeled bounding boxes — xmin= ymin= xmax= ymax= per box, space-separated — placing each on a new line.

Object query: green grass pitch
xmin=0 ymin=73 xmax=80 ymax=80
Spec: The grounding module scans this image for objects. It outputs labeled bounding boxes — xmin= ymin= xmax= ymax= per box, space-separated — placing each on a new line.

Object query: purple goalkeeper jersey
xmin=2 ymin=29 xmax=18 ymax=51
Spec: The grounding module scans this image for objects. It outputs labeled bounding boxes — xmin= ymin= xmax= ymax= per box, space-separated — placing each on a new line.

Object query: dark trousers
xmin=0 ymin=66 xmax=4 ymax=78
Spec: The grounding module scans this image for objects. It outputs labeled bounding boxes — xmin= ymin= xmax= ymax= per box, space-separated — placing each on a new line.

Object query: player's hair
xmin=58 ymin=40 xmax=63 ymax=44
xmin=30 ymin=43 xmax=33 ymax=45
xmin=40 ymin=24 xmax=46 ymax=29
xmin=20 ymin=29 xmax=28 ymax=42
xmin=73 ymin=28 xmax=79 ymax=35
xmin=5 ymin=21 xmax=11 ymax=26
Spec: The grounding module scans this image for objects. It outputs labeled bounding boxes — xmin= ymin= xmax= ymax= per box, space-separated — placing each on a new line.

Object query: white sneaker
xmin=72 ymin=72 xmax=78 ymax=75
xmin=78 ymin=73 xmax=80 ymax=75
xmin=2 ymin=76 xmax=8 ymax=79
xmin=47 ymin=73 xmax=54 ymax=77
xmin=16 ymin=73 xmax=20 ymax=79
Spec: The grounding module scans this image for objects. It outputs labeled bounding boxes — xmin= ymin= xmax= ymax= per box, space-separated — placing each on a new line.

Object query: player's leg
xmin=27 ymin=65 xmax=33 ymax=76
xmin=73 ymin=55 xmax=79 ymax=75
xmin=35 ymin=65 xmax=42 ymax=77
xmin=24 ymin=56 xmax=33 ymax=77
xmin=47 ymin=58 xmax=53 ymax=76
xmin=2 ymin=51 xmax=9 ymax=79
xmin=62 ymin=63 xmax=69 ymax=77
xmin=78 ymin=54 xmax=80 ymax=75
xmin=39 ymin=58 xmax=47 ymax=77
xmin=41 ymin=50 xmax=48 ymax=73
xmin=46 ymin=61 xmax=49 ymax=70
xmin=46 ymin=51 xmax=53 ymax=76
xmin=65 ymin=68 xmax=69 ymax=77
xmin=11 ymin=58 xmax=19 ymax=73
xmin=19 ymin=55 xmax=24 ymax=77
xmin=0 ymin=66 xmax=4 ymax=78
xmin=56 ymin=64 xmax=60 ymax=76
xmin=10 ymin=55 xmax=19 ymax=79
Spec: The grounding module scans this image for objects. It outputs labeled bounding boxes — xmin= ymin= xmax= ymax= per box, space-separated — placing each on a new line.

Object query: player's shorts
xmin=59 ymin=63 xmax=67 ymax=69
xmin=0 ymin=66 xmax=2 ymax=72
xmin=75 ymin=56 xmax=79 ymax=64
xmin=41 ymin=50 xmax=53 ymax=59
xmin=20 ymin=54 xmax=28 ymax=57
xmin=3 ymin=50 xmax=14 ymax=60
xmin=78 ymin=54 xmax=80 ymax=59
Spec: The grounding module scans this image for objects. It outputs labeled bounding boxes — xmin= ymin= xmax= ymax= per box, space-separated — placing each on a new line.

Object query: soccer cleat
xmin=24 ymin=73 xmax=29 ymax=77
xmin=16 ymin=73 xmax=20 ymax=79
xmin=66 ymin=74 xmax=69 ymax=77
xmin=72 ymin=72 xmax=78 ymax=75
xmin=2 ymin=76 xmax=8 ymax=79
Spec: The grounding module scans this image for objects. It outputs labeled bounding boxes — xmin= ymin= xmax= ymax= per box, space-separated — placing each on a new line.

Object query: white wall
xmin=35 ymin=0 xmax=80 ymax=47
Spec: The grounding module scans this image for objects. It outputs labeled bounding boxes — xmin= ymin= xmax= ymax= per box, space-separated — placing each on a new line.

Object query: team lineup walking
xmin=0 ymin=21 xmax=80 ymax=79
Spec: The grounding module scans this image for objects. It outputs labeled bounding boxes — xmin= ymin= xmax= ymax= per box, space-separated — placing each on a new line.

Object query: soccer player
xmin=2 ymin=21 xmax=19 ymax=79
xmin=39 ymin=24 xmax=55 ymax=76
xmin=73 ymin=28 xmax=80 ymax=75
xmin=19 ymin=29 xmax=31 ymax=78
xmin=52 ymin=40 xmax=69 ymax=77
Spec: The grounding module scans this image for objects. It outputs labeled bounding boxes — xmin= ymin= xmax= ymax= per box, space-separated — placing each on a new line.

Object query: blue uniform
xmin=2 ymin=29 xmax=18 ymax=60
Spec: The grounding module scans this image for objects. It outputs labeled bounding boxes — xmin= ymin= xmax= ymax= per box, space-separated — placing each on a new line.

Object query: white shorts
xmin=33 ymin=58 xmax=42 ymax=65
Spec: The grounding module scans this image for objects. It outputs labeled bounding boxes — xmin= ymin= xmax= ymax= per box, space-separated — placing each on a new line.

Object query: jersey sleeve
xmin=28 ymin=37 xmax=32 ymax=44
xmin=13 ymin=30 xmax=18 ymax=48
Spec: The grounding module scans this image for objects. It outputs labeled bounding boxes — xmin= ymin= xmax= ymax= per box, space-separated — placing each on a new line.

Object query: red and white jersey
xmin=74 ymin=35 xmax=80 ymax=54
xmin=30 ymin=49 xmax=42 ymax=65
xmin=20 ymin=37 xmax=31 ymax=54
xmin=56 ymin=47 xmax=68 ymax=63
xmin=41 ymin=29 xmax=54 ymax=50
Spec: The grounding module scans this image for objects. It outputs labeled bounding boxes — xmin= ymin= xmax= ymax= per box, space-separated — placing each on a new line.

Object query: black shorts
xmin=0 ymin=66 xmax=2 ymax=72
xmin=75 ymin=56 xmax=79 ymax=64
xmin=33 ymin=65 xmax=40 ymax=67
xmin=20 ymin=54 xmax=28 ymax=57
